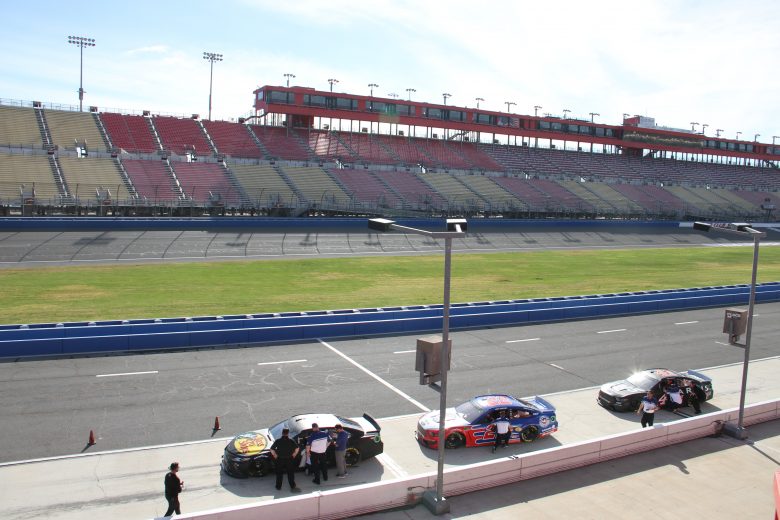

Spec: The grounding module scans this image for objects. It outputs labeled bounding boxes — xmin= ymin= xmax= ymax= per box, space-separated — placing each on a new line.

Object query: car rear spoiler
xmin=531 ymin=395 xmax=556 ymax=412
xmin=363 ymin=413 xmax=381 ymax=433
xmin=682 ymin=369 xmax=712 ymax=382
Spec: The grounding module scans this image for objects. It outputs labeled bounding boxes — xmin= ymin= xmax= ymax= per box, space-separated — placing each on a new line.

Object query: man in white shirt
xmin=491 ymin=412 xmax=511 ymax=452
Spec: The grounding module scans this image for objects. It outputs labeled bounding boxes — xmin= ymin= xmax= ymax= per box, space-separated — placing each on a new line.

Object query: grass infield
xmin=0 ymin=246 xmax=778 ymax=325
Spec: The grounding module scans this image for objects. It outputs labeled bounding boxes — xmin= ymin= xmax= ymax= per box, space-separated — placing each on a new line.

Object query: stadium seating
xmin=414 ymin=139 xmax=472 ymax=170
xmin=45 ymin=110 xmax=107 ymax=153
xmin=308 ymin=131 xmax=356 ymax=161
xmin=171 ymin=162 xmax=240 ymax=205
xmin=457 ymin=174 xmax=525 ymax=212
xmin=0 ymin=152 xmax=60 ymax=203
xmin=380 ymin=170 xmax=447 ymax=210
xmin=203 ymin=120 xmax=263 ymax=159
xmin=329 ymin=168 xmax=403 ymax=209
xmin=419 ymin=171 xmax=486 ymax=210
xmin=250 ymin=125 xmax=312 ymax=161
xmin=333 ymin=133 xmax=398 ymax=165
xmin=230 ymin=164 xmax=299 ymax=207
xmin=374 ymin=135 xmax=430 ymax=165
xmin=153 ymin=116 xmax=212 ymax=156
xmin=58 ymin=156 xmax=131 ymax=203
xmin=280 ymin=166 xmax=351 ymax=206
xmin=0 ymin=106 xmax=43 ymax=148
xmin=100 ymin=113 xmax=159 ymax=153
xmin=121 ymin=159 xmax=179 ymax=202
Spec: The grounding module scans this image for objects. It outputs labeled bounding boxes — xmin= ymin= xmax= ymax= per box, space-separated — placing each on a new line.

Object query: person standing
xmin=306 ymin=423 xmax=330 ymax=485
xmin=491 ymin=411 xmax=511 ymax=452
xmin=636 ymin=391 xmax=658 ymax=427
xmin=332 ymin=424 xmax=350 ymax=478
xmin=163 ymin=462 xmax=184 ymax=517
xmin=269 ymin=428 xmax=301 ymax=492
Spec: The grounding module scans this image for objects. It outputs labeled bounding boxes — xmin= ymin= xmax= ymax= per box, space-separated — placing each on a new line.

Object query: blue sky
xmin=1 ymin=0 xmax=778 ymax=143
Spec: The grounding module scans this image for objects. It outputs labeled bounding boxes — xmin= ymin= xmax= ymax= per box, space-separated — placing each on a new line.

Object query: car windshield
xmin=626 ymin=372 xmax=661 ymax=391
xmin=454 ymin=400 xmax=484 ymax=423
xmin=269 ymin=419 xmax=289 ymax=439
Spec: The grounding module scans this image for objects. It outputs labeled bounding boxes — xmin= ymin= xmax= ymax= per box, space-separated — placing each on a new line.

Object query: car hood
xmin=417 ymin=408 xmax=469 ymax=430
xmin=225 ymin=428 xmax=273 ymax=457
xmin=600 ymin=379 xmax=643 ymax=397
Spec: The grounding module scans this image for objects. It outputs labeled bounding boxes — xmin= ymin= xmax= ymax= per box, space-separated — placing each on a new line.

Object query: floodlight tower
xmin=203 ymin=52 xmax=223 ymax=121
xmin=67 ymin=36 xmax=96 ymax=112
xmin=284 ymin=73 xmax=296 ymax=87
xmin=475 ymin=97 xmax=484 ymax=109
xmin=406 ymin=88 xmax=416 ymax=101
xmin=442 ymin=93 xmax=451 ymax=105
xmin=368 ymin=83 xmax=379 ymax=97
xmin=328 ymin=78 xmax=339 ymax=92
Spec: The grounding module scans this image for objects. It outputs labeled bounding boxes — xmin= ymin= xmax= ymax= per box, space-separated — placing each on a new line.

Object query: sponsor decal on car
xmin=233 ymin=432 xmax=267 ymax=456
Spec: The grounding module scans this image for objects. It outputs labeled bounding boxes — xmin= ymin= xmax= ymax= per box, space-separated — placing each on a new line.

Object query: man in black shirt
xmin=270 ymin=428 xmax=301 ymax=492
xmin=163 ymin=461 xmax=184 ymax=516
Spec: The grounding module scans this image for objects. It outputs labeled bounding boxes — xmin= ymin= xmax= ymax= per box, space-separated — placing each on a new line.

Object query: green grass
xmin=0 ymin=246 xmax=778 ymax=324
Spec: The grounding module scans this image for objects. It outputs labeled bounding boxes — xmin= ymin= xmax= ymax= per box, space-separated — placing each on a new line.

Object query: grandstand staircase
xmin=217 ymin=160 xmax=252 ymax=207
xmin=329 ymin=132 xmax=362 ymax=163
xmin=270 ymin=163 xmax=306 ymax=211
xmin=561 ymin=179 xmax=620 ymax=214
xmin=370 ymin=135 xmax=403 ymax=164
xmin=145 ymin=117 xmax=164 ymax=152
xmin=410 ymin=139 xmax=438 ymax=168
xmin=92 ymin=113 xmax=113 ymax=151
xmin=163 ymin=159 xmax=186 ymax=201
xmin=288 ymin=129 xmax=320 ymax=162
xmin=196 ymin=120 xmax=219 ymax=156
xmin=369 ymin=170 xmax=408 ymax=209
xmin=451 ymin=175 xmax=491 ymax=207
xmin=47 ymin=155 xmax=71 ymax=202
xmin=244 ymin=125 xmax=272 ymax=159
xmin=113 ymin=158 xmax=139 ymax=200
xmin=34 ymin=107 xmax=54 ymax=150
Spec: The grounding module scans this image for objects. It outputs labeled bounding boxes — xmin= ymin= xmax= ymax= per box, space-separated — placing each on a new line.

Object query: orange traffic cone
xmin=213 ymin=417 xmax=221 ymax=431
xmin=88 ymin=430 xmax=96 ymax=445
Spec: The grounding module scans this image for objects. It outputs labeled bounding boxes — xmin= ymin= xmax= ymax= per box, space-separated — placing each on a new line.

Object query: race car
xmin=415 ymin=394 xmax=558 ymax=449
xmin=221 ymin=412 xmax=383 ymax=478
xmin=597 ymin=368 xmax=713 ymax=413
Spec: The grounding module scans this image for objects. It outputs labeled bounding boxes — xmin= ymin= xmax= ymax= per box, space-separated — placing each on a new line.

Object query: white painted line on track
xmin=257 ymin=359 xmax=307 ymax=366
xmin=393 ymin=350 xmax=416 ymax=354
xmin=675 ymin=321 xmax=699 ymax=325
xmin=715 ymin=341 xmax=733 ymax=347
xmin=506 ymin=338 xmax=540 ymax=343
xmin=319 ymin=339 xmax=430 ymax=413
xmin=548 ymin=363 xmax=566 ymax=371
xmin=596 ymin=329 xmax=627 ymax=334
xmin=95 ymin=370 xmax=158 ymax=378
xmin=376 ymin=453 xmax=408 ymax=478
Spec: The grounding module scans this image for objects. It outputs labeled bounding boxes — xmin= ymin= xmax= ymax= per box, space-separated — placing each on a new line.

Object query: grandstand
xmin=0 ymin=88 xmax=777 ymax=219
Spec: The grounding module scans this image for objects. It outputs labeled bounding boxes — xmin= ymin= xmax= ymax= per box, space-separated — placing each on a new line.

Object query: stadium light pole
xmin=754 ymin=133 xmax=760 ymax=142
xmin=701 ymin=123 xmax=709 ymax=135
xmin=589 ymin=112 xmax=600 ymax=123
xmin=534 ymin=105 xmax=542 ymax=117
xmin=368 ymin=218 xmax=467 ymax=516
xmin=736 ymin=131 xmax=742 ymax=140
xmin=368 ymin=83 xmax=378 ymax=97
xmin=475 ymin=97 xmax=484 ymax=109
xmin=562 ymin=108 xmax=570 ymax=119
xmin=693 ymin=221 xmax=765 ymax=439
xmin=67 ymin=36 xmax=96 ymax=112
xmin=622 ymin=113 xmax=630 ymax=120
xmin=716 ymin=129 xmax=723 ymax=138
xmin=284 ymin=73 xmax=296 ymax=87
xmin=690 ymin=122 xmax=699 ymax=132
xmin=328 ymin=78 xmax=339 ymax=92
xmin=504 ymin=101 xmax=515 ymax=113
xmin=406 ymin=88 xmax=416 ymax=101
xmin=442 ymin=93 xmax=451 ymax=106
xmin=203 ymin=52 xmax=223 ymax=121
xmin=388 ymin=92 xmax=398 ymax=99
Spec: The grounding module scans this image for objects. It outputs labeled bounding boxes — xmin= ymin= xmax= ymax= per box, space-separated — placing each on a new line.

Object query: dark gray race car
xmin=597 ymin=368 xmax=713 ymax=413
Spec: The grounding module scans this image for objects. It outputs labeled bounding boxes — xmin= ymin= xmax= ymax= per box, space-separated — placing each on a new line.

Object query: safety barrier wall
xmin=0 ymin=216 xmax=682 ymax=232
xmin=169 ymin=400 xmax=780 ymax=520
xmin=2 ymin=283 xmax=779 ymax=358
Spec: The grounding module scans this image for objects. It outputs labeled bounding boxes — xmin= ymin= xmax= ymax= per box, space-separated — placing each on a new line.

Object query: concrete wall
xmin=167 ymin=400 xmax=780 ymax=520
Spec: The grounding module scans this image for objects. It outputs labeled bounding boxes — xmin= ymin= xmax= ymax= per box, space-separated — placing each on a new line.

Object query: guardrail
xmin=164 ymin=399 xmax=780 ymax=520
xmin=2 ymin=283 xmax=779 ymax=358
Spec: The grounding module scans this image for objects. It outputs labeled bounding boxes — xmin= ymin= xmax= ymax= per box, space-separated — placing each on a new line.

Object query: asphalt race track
xmin=0 ymin=227 xmax=745 ymax=267
xmin=1 ymin=303 xmax=778 ymax=463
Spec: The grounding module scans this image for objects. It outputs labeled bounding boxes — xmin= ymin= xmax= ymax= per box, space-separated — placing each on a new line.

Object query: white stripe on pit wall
xmin=95 ymin=371 xmax=159 ymax=378
xmin=319 ymin=339 xmax=430 ymax=412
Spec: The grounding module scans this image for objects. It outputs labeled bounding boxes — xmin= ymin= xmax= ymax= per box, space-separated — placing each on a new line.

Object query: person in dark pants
xmin=636 ymin=391 xmax=658 ymax=428
xmin=491 ymin=411 xmax=511 ymax=452
xmin=306 ymin=423 xmax=331 ymax=485
xmin=270 ymin=428 xmax=301 ymax=492
xmin=163 ymin=461 xmax=184 ymax=517
xmin=332 ymin=424 xmax=349 ymax=478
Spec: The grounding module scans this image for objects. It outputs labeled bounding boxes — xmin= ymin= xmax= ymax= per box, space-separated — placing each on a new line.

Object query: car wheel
xmin=345 ymin=447 xmax=361 ymax=466
xmin=247 ymin=459 xmax=268 ymax=477
xmin=521 ymin=425 xmax=539 ymax=442
xmin=444 ymin=432 xmax=466 ymax=449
